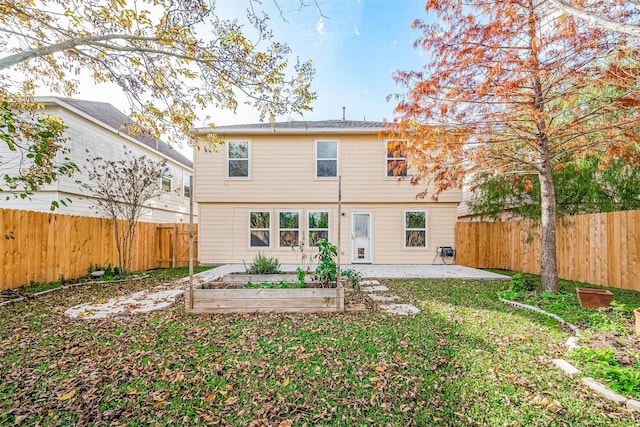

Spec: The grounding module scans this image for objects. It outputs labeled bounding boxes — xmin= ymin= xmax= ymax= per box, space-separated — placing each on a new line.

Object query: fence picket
xmin=1 ymin=209 xmax=197 ymax=290
xmin=456 ymin=210 xmax=640 ymax=291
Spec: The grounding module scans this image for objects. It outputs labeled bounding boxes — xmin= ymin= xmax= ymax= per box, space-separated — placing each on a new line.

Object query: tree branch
xmin=549 ymin=0 xmax=640 ymax=38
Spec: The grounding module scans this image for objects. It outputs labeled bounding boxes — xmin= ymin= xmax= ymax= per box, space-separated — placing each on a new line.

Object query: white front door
xmin=351 ymin=212 xmax=372 ymax=263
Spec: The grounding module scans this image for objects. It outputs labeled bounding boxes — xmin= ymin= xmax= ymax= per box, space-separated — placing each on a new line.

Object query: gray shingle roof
xmin=49 ymin=97 xmax=192 ymax=168
xmin=200 ymin=120 xmax=385 ymax=135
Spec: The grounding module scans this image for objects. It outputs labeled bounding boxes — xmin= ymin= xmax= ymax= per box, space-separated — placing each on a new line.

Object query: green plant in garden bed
xmin=314 ymin=238 xmax=337 ymax=287
xmin=341 ymin=268 xmax=362 ymax=289
xmin=245 ymin=252 xmax=281 ymax=275
xmin=246 ymin=280 xmax=304 ymax=289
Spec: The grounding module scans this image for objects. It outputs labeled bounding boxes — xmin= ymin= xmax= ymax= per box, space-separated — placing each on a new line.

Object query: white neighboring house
xmin=0 ymin=97 xmax=197 ymax=223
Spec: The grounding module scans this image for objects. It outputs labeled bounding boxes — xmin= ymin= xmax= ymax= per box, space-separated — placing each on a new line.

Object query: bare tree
xmin=79 ymin=148 xmax=163 ymax=274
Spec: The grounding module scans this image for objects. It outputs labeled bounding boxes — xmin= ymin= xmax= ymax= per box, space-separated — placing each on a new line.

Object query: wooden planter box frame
xmin=185 ymin=282 xmax=345 ymax=314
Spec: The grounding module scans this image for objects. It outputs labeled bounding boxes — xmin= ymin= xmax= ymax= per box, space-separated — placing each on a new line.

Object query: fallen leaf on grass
xmin=225 ymin=396 xmax=239 ymax=406
xmin=203 ymin=392 xmax=216 ymax=403
xmin=153 ymin=400 xmax=167 ymax=408
xmin=56 ymin=389 xmax=76 ymax=401
xmin=278 ymin=420 xmax=292 ymax=427
xmin=281 ymin=377 xmax=290 ymax=387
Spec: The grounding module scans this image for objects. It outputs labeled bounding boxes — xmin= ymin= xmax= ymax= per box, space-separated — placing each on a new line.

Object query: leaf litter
xmin=0 ymin=274 xmax=637 ymax=425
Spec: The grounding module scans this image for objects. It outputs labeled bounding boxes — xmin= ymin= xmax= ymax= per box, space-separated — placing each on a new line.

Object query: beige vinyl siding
xmin=195 ymin=133 xmax=461 ymax=204
xmin=198 ymin=202 xmax=458 ymax=265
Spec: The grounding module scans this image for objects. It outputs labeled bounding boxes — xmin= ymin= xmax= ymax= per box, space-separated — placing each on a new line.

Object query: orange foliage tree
xmin=388 ymin=0 xmax=640 ymax=292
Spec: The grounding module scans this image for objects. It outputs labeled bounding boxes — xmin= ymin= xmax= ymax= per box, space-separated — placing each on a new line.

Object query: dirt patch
xmin=583 ymin=331 xmax=640 ymax=367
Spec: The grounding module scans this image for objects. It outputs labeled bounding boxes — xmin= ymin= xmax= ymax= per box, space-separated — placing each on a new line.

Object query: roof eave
xmin=194 ymin=127 xmax=386 ymax=135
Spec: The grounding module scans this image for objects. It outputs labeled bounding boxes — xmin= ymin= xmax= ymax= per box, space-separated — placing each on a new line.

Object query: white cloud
xmin=354 ymin=24 xmax=360 ymax=36
xmin=316 ymin=17 xmax=326 ymax=36
xmin=363 ymin=86 xmax=370 ymax=95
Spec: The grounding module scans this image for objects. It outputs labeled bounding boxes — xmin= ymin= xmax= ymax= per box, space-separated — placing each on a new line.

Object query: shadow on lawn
xmin=389 ymin=278 xmax=570 ymax=332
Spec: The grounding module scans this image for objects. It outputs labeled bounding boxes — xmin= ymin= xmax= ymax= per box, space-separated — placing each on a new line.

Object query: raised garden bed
xmin=185 ymin=273 xmax=344 ymax=314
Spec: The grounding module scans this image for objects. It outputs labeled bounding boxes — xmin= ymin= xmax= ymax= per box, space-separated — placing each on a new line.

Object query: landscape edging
xmin=500 ymin=298 xmax=640 ymax=412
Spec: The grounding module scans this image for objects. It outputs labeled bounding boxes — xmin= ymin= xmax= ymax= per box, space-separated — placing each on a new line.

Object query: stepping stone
xmin=361 ymin=285 xmax=389 ymax=292
xmin=360 ymin=279 xmax=380 ymax=286
xmin=65 ymin=288 xmax=184 ymax=319
xmin=369 ymin=294 xmax=401 ymax=302
xmin=380 ymin=304 xmax=420 ymax=316
xmin=552 ymin=359 xmax=581 ymax=378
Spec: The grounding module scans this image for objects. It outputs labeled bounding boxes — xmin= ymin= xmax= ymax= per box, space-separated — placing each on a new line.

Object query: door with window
xmin=351 ymin=212 xmax=372 ymax=263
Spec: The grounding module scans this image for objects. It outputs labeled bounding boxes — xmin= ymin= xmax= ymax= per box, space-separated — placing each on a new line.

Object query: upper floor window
xmin=405 ymin=210 xmax=427 ymax=248
xmin=249 ymin=211 xmax=270 ymax=247
xmin=316 ymin=140 xmax=337 ymax=178
xmin=386 ymin=140 xmax=407 ymax=177
xmin=183 ymin=173 xmax=191 ymax=198
xmin=308 ymin=211 xmax=329 ymax=246
xmin=279 ymin=211 xmax=300 ymax=247
xmin=228 ymin=140 xmax=249 ymax=178
xmin=161 ymin=164 xmax=172 ymax=192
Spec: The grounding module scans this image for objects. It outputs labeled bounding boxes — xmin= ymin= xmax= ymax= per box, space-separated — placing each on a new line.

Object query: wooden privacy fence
xmin=456 ymin=210 xmax=640 ymax=292
xmin=1 ymin=209 xmax=198 ymax=290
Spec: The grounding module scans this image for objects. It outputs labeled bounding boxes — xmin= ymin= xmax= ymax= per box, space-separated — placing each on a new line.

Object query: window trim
xmin=385 ymin=139 xmax=408 ymax=178
xmin=227 ymin=140 xmax=251 ymax=179
xmin=278 ymin=210 xmax=301 ymax=248
xmin=315 ymin=140 xmax=338 ymax=179
xmin=161 ymin=164 xmax=172 ymax=192
xmin=183 ymin=172 xmax=191 ymax=198
xmin=249 ymin=210 xmax=271 ymax=248
xmin=404 ymin=210 xmax=427 ymax=249
xmin=308 ymin=210 xmax=330 ymax=247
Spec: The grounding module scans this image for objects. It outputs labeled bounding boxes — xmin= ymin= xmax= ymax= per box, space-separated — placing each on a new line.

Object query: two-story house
xmin=194 ymin=120 xmax=460 ymax=265
xmin=1 ymin=97 xmax=196 ymax=223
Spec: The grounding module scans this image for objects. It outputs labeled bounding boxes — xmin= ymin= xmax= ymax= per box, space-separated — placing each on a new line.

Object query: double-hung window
xmin=249 ymin=211 xmax=270 ymax=247
xmin=308 ymin=211 xmax=329 ymax=246
xmin=279 ymin=211 xmax=300 ymax=247
xmin=161 ymin=164 xmax=172 ymax=192
xmin=405 ymin=211 xmax=427 ymax=248
xmin=228 ymin=140 xmax=249 ymax=178
xmin=316 ymin=140 xmax=337 ymax=178
xmin=386 ymin=140 xmax=407 ymax=177
xmin=183 ymin=173 xmax=191 ymax=198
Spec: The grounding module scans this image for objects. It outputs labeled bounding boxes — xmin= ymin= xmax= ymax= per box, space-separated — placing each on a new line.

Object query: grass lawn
xmin=0 ymin=269 xmax=638 ymax=426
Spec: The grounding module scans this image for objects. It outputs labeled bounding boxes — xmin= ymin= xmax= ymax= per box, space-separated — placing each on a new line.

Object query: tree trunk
xmin=538 ymin=160 xmax=559 ymax=292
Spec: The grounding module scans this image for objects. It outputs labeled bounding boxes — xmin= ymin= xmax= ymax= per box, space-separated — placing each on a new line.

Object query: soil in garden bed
xmin=200 ymin=282 xmax=336 ymax=289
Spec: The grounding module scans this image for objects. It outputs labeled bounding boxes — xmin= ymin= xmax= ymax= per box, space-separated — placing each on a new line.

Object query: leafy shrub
xmin=87 ymin=263 xmax=121 ymax=279
xmin=314 ymin=238 xmax=337 ymax=287
xmin=342 ymin=268 xmax=362 ymax=289
xmin=296 ymin=267 xmax=306 ymax=287
xmin=509 ymin=273 xmax=534 ymax=293
xmin=605 ymin=367 xmax=640 ymax=398
xmin=570 ymin=347 xmax=640 ymax=398
xmin=587 ymin=302 xmax=633 ymax=334
xmin=245 ymin=253 xmax=280 ymax=275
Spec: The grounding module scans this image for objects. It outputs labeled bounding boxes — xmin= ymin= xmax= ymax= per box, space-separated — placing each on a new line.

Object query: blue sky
xmin=211 ymin=0 xmax=428 ymax=124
